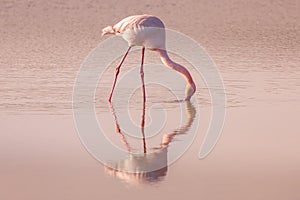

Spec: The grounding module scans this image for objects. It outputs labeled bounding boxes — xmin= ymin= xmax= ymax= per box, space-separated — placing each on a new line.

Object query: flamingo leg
xmin=108 ymin=46 xmax=131 ymax=102
xmin=140 ymin=47 xmax=147 ymax=153
xmin=140 ymin=47 xmax=146 ymax=103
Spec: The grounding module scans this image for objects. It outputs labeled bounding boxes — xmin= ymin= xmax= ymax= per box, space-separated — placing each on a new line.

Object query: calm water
xmin=1 ymin=0 xmax=299 ymax=199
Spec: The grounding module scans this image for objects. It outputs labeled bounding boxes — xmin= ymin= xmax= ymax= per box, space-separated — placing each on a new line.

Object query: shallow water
xmin=1 ymin=0 xmax=300 ymax=199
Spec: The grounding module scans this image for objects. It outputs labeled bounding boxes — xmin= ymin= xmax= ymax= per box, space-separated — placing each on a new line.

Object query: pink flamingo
xmin=102 ymin=14 xmax=196 ymax=102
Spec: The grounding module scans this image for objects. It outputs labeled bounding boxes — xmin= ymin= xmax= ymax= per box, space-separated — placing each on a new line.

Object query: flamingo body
xmin=103 ymin=15 xmax=165 ymax=49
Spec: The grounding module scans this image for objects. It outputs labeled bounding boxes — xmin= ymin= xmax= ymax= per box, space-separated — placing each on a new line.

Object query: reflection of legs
xmin=108 ymin=47 xmax=131 ymax=102
xmin=109 ymin=103 xmax=131 ymax=152
xmin=140 ymin=47 xmax=146 ymax=103
xmin=141 ymin=94 xmax=147 ymax=154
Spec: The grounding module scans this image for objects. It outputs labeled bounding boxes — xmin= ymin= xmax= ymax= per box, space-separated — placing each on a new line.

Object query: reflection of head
xmin=105 ymin=101 xmax=196 ymax=185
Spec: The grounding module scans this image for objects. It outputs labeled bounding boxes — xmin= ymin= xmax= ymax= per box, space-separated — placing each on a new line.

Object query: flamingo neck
xmin=156 ymin=49 xmax=196 ymax=100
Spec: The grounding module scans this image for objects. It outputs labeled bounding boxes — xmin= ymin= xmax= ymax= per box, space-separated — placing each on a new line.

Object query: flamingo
xmin=102 ymin=14 xmax=196 ymax=102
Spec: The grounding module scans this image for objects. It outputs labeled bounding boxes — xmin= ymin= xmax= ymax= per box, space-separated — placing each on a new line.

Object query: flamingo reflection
xmin=104 ymin=101 xmax=196 ymax=185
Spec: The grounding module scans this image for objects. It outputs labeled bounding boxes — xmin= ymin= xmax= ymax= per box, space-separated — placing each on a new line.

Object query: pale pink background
xmin=0 ymin=0 xmax=299 ymax=199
